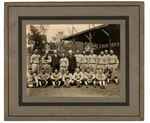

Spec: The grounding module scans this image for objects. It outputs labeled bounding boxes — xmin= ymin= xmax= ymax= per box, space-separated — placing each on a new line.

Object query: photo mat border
xmin=4 ymin=2 xmax=144 ymax=120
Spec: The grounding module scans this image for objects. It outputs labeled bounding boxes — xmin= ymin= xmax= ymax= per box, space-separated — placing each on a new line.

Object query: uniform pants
xmin=89 ymin=64 xmax=96 ymax=73
xmin=97 ymin=64 xmax=105 ymax=71
xmin=59 ymin=66 xmax=68 ymax=74
xmin=43 ymin=64 xmax=52 ymax=75
xmin=109 ymin=64 xmax=118 ymax=79
xmin=97 ymin=80 xmax=105 ymax=86
xmin=105 ymin=64 xmax=109 ymax=70
xmin=80 ymin=63 xmax=88 ymax=72
xmin=32 ymin=63 xmax=40 ymax=74
xmin=64 ymin=79 xmax=71 ymax=86
xmin=84 ymin=79 xmax=93 ymax=84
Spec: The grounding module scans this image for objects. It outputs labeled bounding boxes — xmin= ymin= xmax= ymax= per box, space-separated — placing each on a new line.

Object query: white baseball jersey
xmin=104 ymin=54 xmax=110 ymax=65
xmin=97 ymin=55 xmax=105 ymax=65
xmin=88 ymin=54 xmax=97 ymax=64
xmin=73 ymin=72 xmax=84 ymax=81
xmin=84 ymin=72 xmax=95 ymax=80
xmin=109 ymin=55 xmax=119 ymax=64
xmin=51 ymin=72 xmax=62 ymax=80
xmin=30 ymin=54 xmax=40 ymax=64
xmin=80 ymin=54 xmax=88 ymax=64
xmin=60 ymin=57 xmax=69 ymax=67
xmin=95 ymin=73 xmax=106 ymax=81
xmin=75 ymin=54 xmax=82 ymax=63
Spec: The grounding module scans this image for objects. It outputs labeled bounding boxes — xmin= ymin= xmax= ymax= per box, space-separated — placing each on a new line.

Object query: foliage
xmin=27 ymin=25 xmax=47 ymax=54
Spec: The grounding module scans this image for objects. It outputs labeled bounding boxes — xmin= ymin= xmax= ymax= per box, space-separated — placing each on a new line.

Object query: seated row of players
xmin=27 ymin=67 xmax=106 ymax=89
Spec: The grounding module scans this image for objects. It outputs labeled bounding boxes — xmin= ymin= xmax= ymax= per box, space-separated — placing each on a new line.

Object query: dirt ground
xmin=27 ymin=82 xmax=120 ymax=97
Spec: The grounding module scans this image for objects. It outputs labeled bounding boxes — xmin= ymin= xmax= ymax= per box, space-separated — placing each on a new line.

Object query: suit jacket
xmin=51 ymin=54 xmax=60 ymax=68
xmin=67 ymin=55 xmax=77 ymax=71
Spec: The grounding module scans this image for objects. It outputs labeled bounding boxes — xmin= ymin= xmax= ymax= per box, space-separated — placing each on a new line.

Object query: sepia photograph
xmin=4 ymin=2 xmax=144 ymax=120
xmin=26 ymin=24 xmax=120 ymax=97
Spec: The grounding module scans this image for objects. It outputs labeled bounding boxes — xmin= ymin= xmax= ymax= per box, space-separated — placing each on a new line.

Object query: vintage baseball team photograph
xmin=26 ymin=24 xmax=120 ymax=97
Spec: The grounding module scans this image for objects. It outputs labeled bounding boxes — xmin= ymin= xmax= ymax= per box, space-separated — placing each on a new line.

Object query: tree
xmin=52 ymin=31 xmax=65 ymax=51
xmin=27 ymin=25 xmax=47 ymax=54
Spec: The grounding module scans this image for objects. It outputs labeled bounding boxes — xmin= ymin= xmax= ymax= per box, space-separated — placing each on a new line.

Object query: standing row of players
xmin=27 ymin=49 xmax=119 ymax=88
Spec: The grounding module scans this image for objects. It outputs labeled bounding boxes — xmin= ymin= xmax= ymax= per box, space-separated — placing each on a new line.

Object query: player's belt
xmin=27 ymin=80 xmax=34 ymax=82
xmin=60 ymin=66 xmax=67 ymax=67
xmin=32 ymin=63 xmax=39 ymax=64
xmin=89 ymin=63 xmax=96 ymax=64
xmin=98 ymin=64 xmax=105 ymax=65
xmin=109 ymin=63 xmax=116 ymax=64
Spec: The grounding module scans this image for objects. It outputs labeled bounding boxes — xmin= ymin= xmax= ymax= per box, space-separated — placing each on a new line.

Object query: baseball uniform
xmin=95 ymin=73 xmax=106 ymax=81
xmin=38 ymin=72 xmax=50 ymax=87
xmin=51 ymin=72 xmax=62 ymax=87
xmin=62 ymin=73 xmax=73 ymax=86
xmin=74 ymin=53 xmax=82 ymax=68
xmin=30 ymin=54 xmax=40 ymax=74
xmin=59 ymin=57 xmax=69 ymax=74
xmin=80 ymin=54 xmax=88 ymax=72
xmin=73 ymin=72 xmax=84 ymax=83
xmin=84 ymin=71 xmax=95 ymax=84
xmin=95 ymin=72 xmax=106 ymax=87
xmin=97 ymin=55 xmax=105 ymax=71
xmin=88 ymin=54 xmax=97 ymax=72
xmin=27 ymin=73 xmax=38 ymax=87
xmin=109 ymin=54 xmax=119 ymax=79
xmin=104 ymin=54 xmax=110 ymax=69
xmin=42 ymin=55 xmax=52 ymax=74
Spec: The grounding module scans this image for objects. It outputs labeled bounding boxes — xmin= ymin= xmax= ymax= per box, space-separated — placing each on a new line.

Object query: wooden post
xmin=89 ymin=32 xmax=92 ymax=50
xmin=83 ymin=42 xmax=85 ymax=50
xmin=108 ymin=38 xmax=112 ymax=50
xmin=72 ymin=38 xmax=75 ymax=50
xmin=98 ymin=42 xmax=100 ymax=48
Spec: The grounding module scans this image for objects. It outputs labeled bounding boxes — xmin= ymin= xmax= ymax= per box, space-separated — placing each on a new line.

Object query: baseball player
xmin=109 ymin=50 xmax=119 ymax=84
xmin=83 ymin=67 xmax=96 ymax=88
xmin=37 ymin=68 xmax=50 ymax=88
xmin=88 ymin=50 xmax=97 ymax=72
xmin=97 ymin=51 xmax=105 ymax=71
xmin=51 ymin=69 xmax=62 ymax=88
xmin=104 ymin=49 xmax=111 ymax=83
xmin=72 ymin=67 xmax=84 ymax=88
xmin=30 ymin=49 xmax=40 ymax=74
xmin=95 ymin=68 xmax=106 ymax=89
xmin=74 ymin=50 xmax=82 ymax=68
xmin=80 ymin=51 xmax=88 ymax=72
xmin=104 ymin=49 xmax=110 ymax=69
xmin=27 ymin=68 xmax=38 ymax=88
xmin=59 ymin=53 xmax=69 ymax=74
xmin=42 ymin=50 xmax=52 ymax=75
xmin=62 ymin=70 xmax=73 ymax=88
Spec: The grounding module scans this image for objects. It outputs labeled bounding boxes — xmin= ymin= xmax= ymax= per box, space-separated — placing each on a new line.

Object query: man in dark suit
xmin=51 ymin=50 xmax=60 ymax=72
xmin=67 ymin=50 xmax=77 ymax=74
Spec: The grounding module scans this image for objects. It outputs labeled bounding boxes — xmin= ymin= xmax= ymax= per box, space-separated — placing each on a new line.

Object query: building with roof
xmin=61 ymin=24 xmax=120 ymax=56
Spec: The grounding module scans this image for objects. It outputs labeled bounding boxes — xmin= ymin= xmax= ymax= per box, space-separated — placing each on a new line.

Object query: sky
xmin=26 ymin=24 xmax=102 ymax=43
